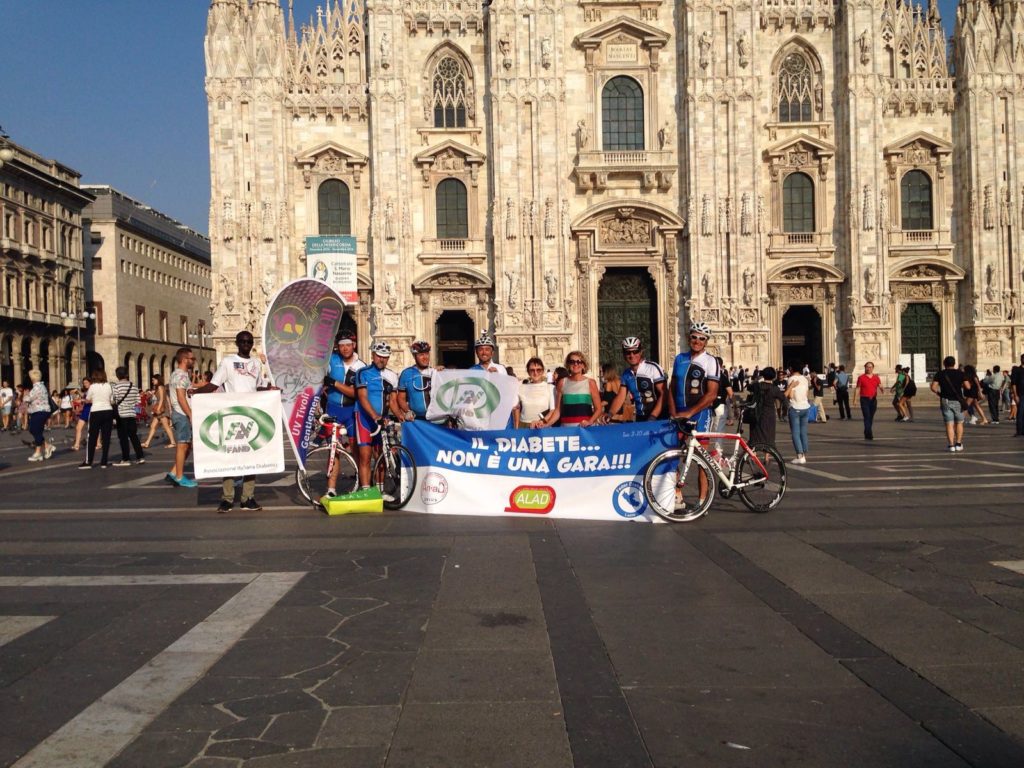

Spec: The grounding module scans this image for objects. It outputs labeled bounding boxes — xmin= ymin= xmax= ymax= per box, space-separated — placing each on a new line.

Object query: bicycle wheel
xmin=642 ymin=448 xmax=716 ymax=523
xmin=296 ymin=446 xmax=358 ymax=504
xmin=735 ymin=443 xmax=787 ymax=513
xmin=373 ymin=444 xmax=417 ymax=510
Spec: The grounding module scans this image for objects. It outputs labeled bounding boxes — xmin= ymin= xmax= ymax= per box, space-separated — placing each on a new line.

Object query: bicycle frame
xmin=679 ymin=427 xmax=769 ymax=493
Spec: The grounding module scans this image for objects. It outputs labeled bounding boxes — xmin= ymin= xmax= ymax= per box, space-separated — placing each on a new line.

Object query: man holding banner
xmin=197 ymin=330 xmax=274 ymax=513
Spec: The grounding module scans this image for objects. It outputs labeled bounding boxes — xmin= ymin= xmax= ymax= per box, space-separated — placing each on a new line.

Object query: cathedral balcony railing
xmin=887 ymin=229 xmax=953 ymax=260
xmin=767 ymin=231 xmax=835 ymax=257
xmin=573 ymin=150 xmax=675 ymax=192
xmin=420 ymin=238 xmax=487 ymax=266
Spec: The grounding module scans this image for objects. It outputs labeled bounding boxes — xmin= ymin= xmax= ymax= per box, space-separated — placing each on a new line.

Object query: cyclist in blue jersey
xmin=668 ymin=322 xmax=721 ymax=432
xmin=605 ymin=336 xmax=666 ymax=422
xmin=397 ymin=340 xmax=436 ymax=421
xmin=355 ymin=341 xmax=399 ymax=488
xmin=323 ymin=331 xmax=365 ymax=444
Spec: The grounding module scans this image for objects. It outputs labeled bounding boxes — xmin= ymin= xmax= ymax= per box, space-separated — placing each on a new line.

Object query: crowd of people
xmin=8 ymin=323 xmax=1024 ymax=503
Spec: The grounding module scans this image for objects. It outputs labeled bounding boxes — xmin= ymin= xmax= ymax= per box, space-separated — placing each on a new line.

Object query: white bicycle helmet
xmin=621 ymin=336 xmax=642 ymax=351
xmin=474 ymin=333 xmax=495 ymax=348
xmin=370 ymin=341 xmax=392 ymax=357
xmin=688 ymin=321 xmax=712 ymax=337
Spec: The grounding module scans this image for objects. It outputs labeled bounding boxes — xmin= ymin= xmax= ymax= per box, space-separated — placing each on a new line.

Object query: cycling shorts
xmin=354 ymin=409 xmax=381 ymax=447
xmin=325 ymin=403 xmax=355 ymax=440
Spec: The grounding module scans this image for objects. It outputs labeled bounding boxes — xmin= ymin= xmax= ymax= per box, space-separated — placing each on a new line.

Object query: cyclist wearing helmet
xmin=324 ymin=331 xmax=365 ymax=445
xmin=668 ymin=322 xmax=721 ymax=431
xmin=397 ymin=340 xmax=436 ymax=421
xmin=354 ymin=341 xmax=399 ymax=488
xmin=471 ymin=333 xmax=503 ymax=373
xmin=605 ymin=337 xmax=666 ymax=422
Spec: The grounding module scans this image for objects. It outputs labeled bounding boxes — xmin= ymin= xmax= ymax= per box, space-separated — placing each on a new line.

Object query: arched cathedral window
xmin=432 ymin=57 xmax=468 ymax=129
xmin=601 ymin=76 xmax=644 ymax=151
xmin=900 ymin=170 xmax=933 ymax=231
xmin=435 ymin=179 xmax=468 ymax=239
xmin=318 ymin=179 xmax=351 ymax=235
xmin=783 ymin=173 xmax=815 ymax=233
xmin=778 ymin=53 xmax=813 ymax=123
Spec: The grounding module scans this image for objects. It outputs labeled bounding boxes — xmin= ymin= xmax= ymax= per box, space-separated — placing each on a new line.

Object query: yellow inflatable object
xmin=321 ymin=486 xmax=384 ymax=516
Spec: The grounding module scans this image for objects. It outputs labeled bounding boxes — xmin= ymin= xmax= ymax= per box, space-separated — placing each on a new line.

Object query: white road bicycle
xmin=642 ymin=413 xmax=787 ymax=523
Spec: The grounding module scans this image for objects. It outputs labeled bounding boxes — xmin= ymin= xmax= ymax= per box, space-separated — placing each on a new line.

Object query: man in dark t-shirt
xmin=1011 ymin=354 xmax=1024 ymax=436
xmin=930 ymin=356 xmax=967 ymax=452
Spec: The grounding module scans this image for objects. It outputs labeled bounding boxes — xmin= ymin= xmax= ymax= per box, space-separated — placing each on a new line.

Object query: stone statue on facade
xmin=385 ymin=271 xmax=397 ymax=310
xmin=541 ymin=37 xmax=552 ymax=69
xmin=737 ymin=32 xmax=750 ymax=68
xmin=543 ymin=197 xmax=555 ymax=239
xmin=858 ymin=30 xmax=871 ymax=65
xmin=740 ymin=193 xmax=752 ymax=236
xmin=385 ymin=198 xmax=396 ymax=240
xmin=658 ymin=122 xmax=674 ymax=150
xmin=699 ymin=31 xmax=713 ymax=70
xmin=701 ymin=271 xmax=715 ymax=307
xmin=848 ymin=295 xmax=858 ymax=324
xmin=544 ymin=269 xmax=558 ymax=309
xmin=220 ymin=274 xmax=235 ymax=312
xmin=862 ymin=185 xmax=874 ymax=231
xmin=984 ymin=185 xmax=995 ymax=229
xmin=985 ymin=262 xmax=998 ymax=302
xmin=379 ymin=32 xmax=391 ymax=69
xmin=505 ymin=270 xmax=520 ymax=310
xmin=864 ymin=265 xmax=878 ymax=304
xmin=576 ymin=120 xmax=590 ymax=151
xmin=742 ymin=267 xmax=755 ymax=306
xmin=498 ymin=39 xmax=512 ymax=70
xmin=505 ymin=197 xmax=516 ymax=240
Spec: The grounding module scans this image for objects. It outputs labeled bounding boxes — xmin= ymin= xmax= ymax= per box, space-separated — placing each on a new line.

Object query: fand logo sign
xmin=200 ymin=407 xmax=277 ymax=454
xmin=505 ymin=485 xmax=556 ymax=514
xmin=435 ymin=378 xmax=502 ymax=421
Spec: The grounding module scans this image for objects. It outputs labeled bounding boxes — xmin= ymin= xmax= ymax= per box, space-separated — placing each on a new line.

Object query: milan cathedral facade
xmin=205 ymin=0 xmax=1024 ymax=374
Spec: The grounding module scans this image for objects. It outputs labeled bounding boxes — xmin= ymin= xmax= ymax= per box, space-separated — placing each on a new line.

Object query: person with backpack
xmin=891 ymin=365 xmax=909 ymax=422
xmin=744 ymin=367 xmax=787 ymax=449
xmin=833 ymin=365 xmax=852 ymax=420
xmin=931 ymin=356 xmax=968 ymax=452
xmin=809 ymin=367 xmax=828 ymax=423
xmin=900 ymin=366 xmax=917 ymax=422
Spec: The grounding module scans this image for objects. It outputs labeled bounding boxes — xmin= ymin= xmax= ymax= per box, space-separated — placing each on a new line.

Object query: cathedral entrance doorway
xmin=900 ymin=302 xmax=940 ymax=372
xmin=436 ymin=310 xmax=474 ymax=368
xmin=597 ymin=268 xmax=658 ymax=369
xmin=782 ymin=305 xmax=823 ymax=371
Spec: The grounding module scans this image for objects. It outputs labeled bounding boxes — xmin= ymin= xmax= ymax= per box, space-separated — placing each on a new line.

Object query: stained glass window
xmin=432 ymin=57 xmax=468 ymax=128
xmin=601 ymin=76 xmax=644 ymax=151
xmin=778 ymin=53 xmax=813 ymax=122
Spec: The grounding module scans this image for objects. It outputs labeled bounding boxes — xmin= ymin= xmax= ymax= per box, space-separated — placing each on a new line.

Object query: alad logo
xmin=200 ymin=407 xmax=277 ymax=454
xmin=435 ymin=378 xmax=502 ymax=420
xmin=505 ymin=485 xmax=556 ymax=514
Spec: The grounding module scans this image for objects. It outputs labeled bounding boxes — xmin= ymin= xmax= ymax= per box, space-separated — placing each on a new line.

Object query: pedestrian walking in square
xmin=81 ymin=370 xmax=114 ymax=469
xmin=166 ymin=347 xmax=199 ymax=488
xmin=1012 ymin=354 xmax=1024 ymax=436
xmin=931 ymin=356 xmax=968 ymax=452
xmin=854 ymin=362 xmax=881 ymax=440
xmin=833 ymin=365 xmax=852 ymax=420
xmin=111 ymin=367 xmax=145 ymax=466
xmin=982 ymin=366 xmax=1005 ymax=424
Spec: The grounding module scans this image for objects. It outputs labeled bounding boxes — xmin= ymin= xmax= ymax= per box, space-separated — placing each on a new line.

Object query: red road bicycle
xmin=296 ymin=414 xmax=359 ymax=505
xmin=641 ymin=412 xmax=787 ymax=522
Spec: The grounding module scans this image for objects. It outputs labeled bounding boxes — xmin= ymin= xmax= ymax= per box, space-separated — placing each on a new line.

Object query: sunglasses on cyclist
xmin=689 ymin=334 xmax=708 ymax=342
xmin=623 ymin=349 xmax=641 ymax=356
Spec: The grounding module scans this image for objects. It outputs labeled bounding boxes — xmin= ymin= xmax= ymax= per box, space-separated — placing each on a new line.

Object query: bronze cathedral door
xmin=597 ymin=268 xmax=659 ymax=369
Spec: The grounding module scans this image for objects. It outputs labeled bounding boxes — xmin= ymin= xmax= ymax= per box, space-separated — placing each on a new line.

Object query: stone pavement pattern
xmin=0 ymin=410 xmax=1023 ymax=766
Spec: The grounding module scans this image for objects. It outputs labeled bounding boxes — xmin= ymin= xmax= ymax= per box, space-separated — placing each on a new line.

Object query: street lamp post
xmin=0 ymin=128 xmax=14 ymax=170
xmin=60 ymin=308 xmax=96 ymax=385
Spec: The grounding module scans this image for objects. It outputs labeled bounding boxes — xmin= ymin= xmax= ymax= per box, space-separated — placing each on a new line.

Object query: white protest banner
xmin=424 ymin=368 xmax=520 ymax=430
xmin=191 ymin=390 xmax=286 ymax=479
xmin=402 ymin=421 xmax=676 ymax=522
xmin=306 ymin=235 xmax=357 ymax=303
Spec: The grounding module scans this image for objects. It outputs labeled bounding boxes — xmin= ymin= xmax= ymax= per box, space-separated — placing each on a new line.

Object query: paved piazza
xmin=1 ymin=404 xmax=1023 ymax=766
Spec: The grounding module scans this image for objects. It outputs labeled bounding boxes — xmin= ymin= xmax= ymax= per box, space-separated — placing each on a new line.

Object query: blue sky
xmin=1 ymin=0 xmax=959 ymax=236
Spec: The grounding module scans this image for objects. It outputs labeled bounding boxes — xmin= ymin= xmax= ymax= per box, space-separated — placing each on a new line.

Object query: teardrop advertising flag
xmin=262 ymin=278 xmax=345 ymax=468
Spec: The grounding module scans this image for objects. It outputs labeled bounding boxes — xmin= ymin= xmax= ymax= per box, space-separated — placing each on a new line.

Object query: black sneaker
xmin=239 ymin=498 xmax=262 ymax=511
xmin=217 ymin=500 xmax=233 ymax=514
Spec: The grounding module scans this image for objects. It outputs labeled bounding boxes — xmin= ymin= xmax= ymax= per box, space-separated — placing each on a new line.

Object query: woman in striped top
xmin=547 ymin=351 xmax=603 ymax=428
